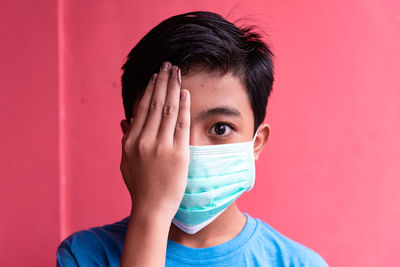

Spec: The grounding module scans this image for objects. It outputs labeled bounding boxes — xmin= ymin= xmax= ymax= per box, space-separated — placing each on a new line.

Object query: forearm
xmin=120 ymin=206 xmax=173 ymax=267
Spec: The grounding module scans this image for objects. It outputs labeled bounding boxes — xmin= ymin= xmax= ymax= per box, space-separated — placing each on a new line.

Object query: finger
xmin=141 ymin=61 xmax=172 ymax=140
xmin=174 ymin=89 xmax=190 ymax=148
xmin=126 ymin=73 xmax=157 ymax=144
xmin=157 ymin=66 xmax=181 ymax=145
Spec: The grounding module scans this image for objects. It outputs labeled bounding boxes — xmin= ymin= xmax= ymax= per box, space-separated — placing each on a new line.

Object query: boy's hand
xmin=120 ymin=61 xmax=190 ymax=220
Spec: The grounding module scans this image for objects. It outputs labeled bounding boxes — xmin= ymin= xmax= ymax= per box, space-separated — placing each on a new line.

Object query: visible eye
xmin=209 ymin=122 xmax=233 ymax=137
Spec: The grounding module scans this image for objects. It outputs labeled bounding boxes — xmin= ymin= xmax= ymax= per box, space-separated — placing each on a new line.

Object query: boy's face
xmin=181 ymin=69 xmax=270 ymax=159
xmin=122 ymin=69 xmax=270 ymax=160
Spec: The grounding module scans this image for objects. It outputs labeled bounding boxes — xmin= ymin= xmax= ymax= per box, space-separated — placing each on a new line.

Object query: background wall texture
xmin=1 ymin=0 xmax=399 ymax=266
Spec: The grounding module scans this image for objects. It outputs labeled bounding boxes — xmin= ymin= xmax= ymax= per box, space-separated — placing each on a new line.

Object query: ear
xmin=120 ymin=119 xmax=130 ymax=135
xmin=253 ymin=123 xmax=271 ymax=161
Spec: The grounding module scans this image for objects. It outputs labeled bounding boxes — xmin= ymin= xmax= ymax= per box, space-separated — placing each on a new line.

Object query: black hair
xmin=121 ymin=11 xmax=274 ymax=135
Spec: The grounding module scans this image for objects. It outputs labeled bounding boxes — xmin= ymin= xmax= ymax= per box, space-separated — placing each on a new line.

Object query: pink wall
xmin=1 ymin=0 xmax=399 ymax=266
xmin=0 ymin=0 xmax=60 ymax=266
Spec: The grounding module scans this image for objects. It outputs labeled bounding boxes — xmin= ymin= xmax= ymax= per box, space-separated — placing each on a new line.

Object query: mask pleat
xmin=180 ymin=181 xmax=248 ymax=209
xmin=185 ymin=170 xmax=249 ymax=194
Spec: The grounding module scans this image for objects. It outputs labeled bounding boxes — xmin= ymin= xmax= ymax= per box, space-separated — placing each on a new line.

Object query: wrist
xmin=130 ymin=201 xmax=177 ymax=223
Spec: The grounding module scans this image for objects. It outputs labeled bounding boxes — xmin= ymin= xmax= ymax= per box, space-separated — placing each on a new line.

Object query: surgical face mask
xmin=172 ymin=129 xmax=258 ymax=234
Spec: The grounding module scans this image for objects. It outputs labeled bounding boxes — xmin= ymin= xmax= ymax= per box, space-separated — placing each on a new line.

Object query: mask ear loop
xmin=252 ymin=128 xmax=259 ymax=143
xmin=245 ymin=128 xmax=259 ymax=192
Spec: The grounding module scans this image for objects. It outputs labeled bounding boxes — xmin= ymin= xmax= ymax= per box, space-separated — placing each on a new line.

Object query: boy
xmin=57 ymin=11 xmax=329 ymax=266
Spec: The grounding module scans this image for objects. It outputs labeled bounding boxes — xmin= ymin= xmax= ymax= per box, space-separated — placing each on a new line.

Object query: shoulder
xmin=56 ymin=216 xmax=130 ymax=267
xmin=250 ymin=216 xmax=329 ymax=267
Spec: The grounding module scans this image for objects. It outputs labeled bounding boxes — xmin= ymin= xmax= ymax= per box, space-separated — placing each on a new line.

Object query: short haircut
xmin=121 ymin=11 xmax=274 ymax=134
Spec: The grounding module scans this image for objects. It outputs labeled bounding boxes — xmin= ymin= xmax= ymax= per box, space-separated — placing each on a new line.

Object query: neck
xmin=168 ymin=202 xmax=247 ymax=248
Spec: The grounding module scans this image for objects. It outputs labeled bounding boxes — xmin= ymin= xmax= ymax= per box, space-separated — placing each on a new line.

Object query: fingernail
xmin=177 ymin=67 xmax=181 ymax=85
xmin=181 ymin=90 xmax=187 ymax=100
xmin=151 ymin=73 xmax=158 ymax=82
xmin=161 ymin=61 xmax=171 ymax=71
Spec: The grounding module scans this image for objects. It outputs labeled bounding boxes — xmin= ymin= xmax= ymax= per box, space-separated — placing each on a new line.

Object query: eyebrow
xmin=193 ymin=106 xmax=242 ymax=123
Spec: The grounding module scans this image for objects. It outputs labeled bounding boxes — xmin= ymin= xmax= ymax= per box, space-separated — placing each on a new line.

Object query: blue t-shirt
xmin=56 ymin=213 xmax=329 ymax=266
